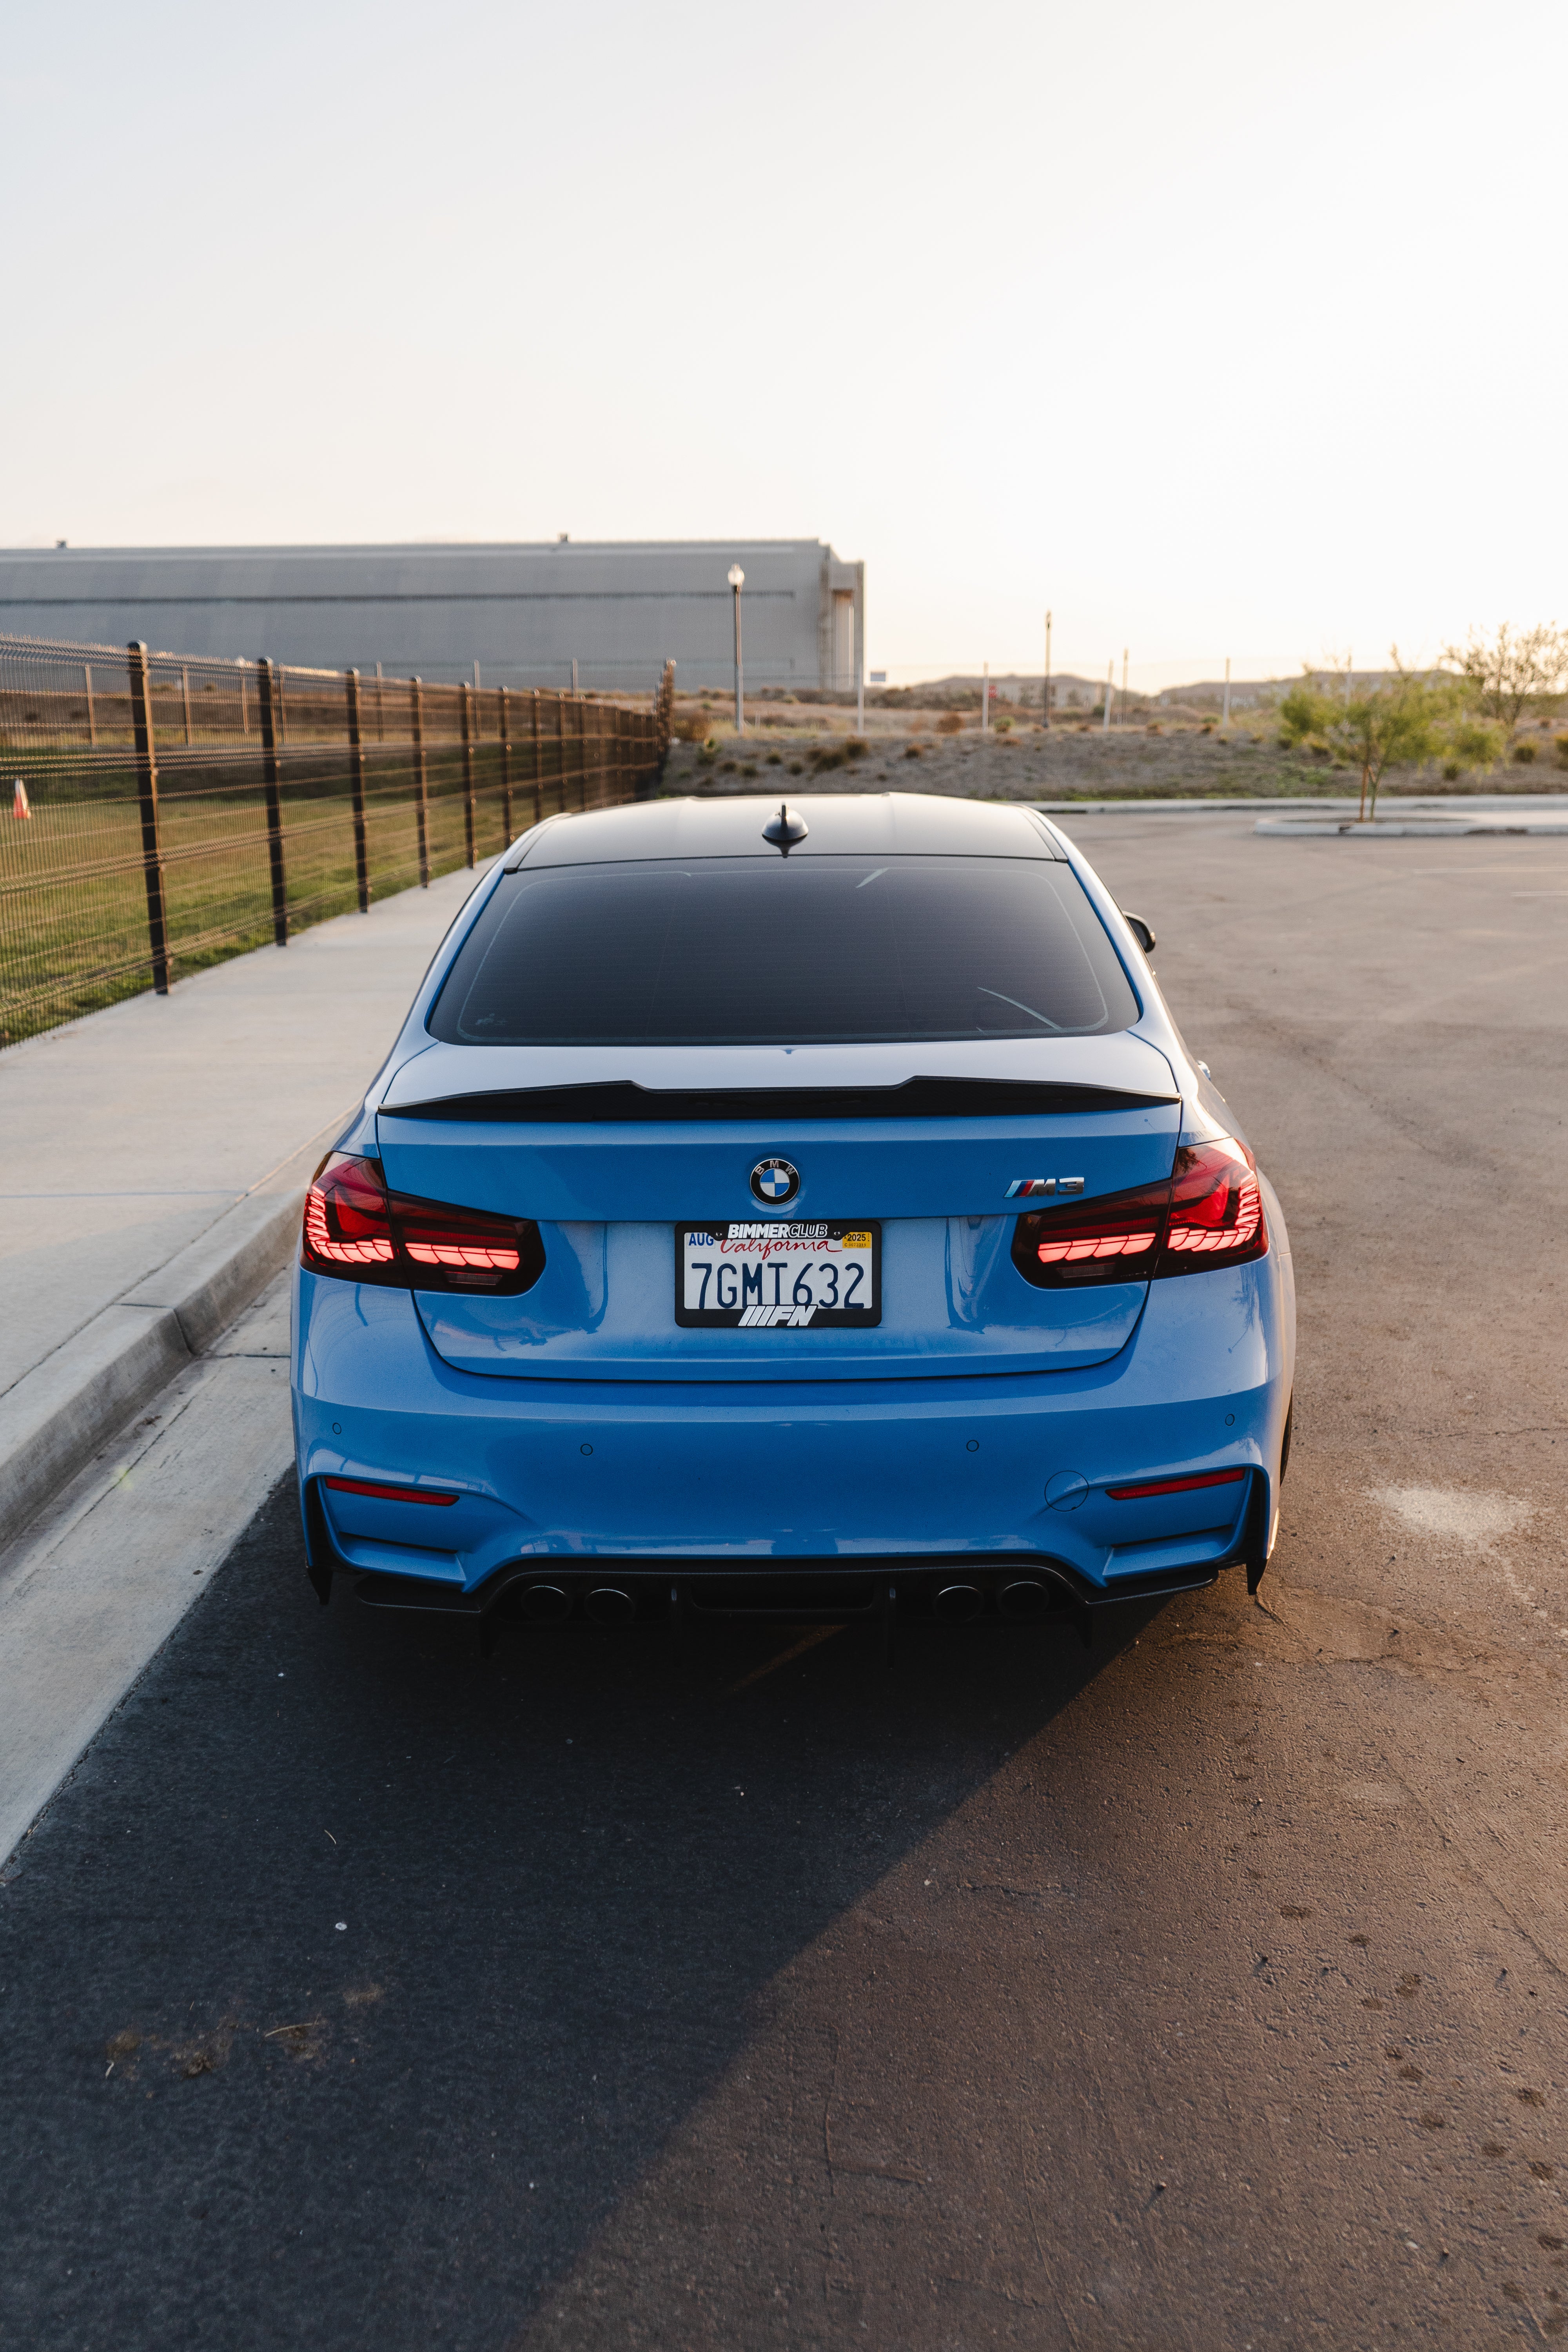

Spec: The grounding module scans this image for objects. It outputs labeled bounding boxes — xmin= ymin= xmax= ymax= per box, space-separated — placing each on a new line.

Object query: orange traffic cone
xmin=12 ymin=778 xmax=30 ymax=820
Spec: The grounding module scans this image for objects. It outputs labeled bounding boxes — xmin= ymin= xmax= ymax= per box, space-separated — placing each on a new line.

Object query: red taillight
xmin=1031 ymin=1199 xmax=1163 ymax=1266
xmin=304 ymin=1155 xmax=396 ymax=1269
xmin=400 ymin=1204 xmax=522 ymax=1277
xmin=1165 ymin=1138 xmax=1263 ymax=1259
xmin=323 ymin=1476 xmax=459 ymax=1506
xmin=1012 ymin=1137 xmax=1268 ymax=1287
xmin=1106 ymin=1467 xmax=1247 ymax=1501
xmin=301 ymin=1154 xmax=544 ymax=1294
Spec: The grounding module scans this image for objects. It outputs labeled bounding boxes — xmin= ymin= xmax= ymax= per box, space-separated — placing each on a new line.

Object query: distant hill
xmin=866 ymin=668 xmax=1404 ymax=715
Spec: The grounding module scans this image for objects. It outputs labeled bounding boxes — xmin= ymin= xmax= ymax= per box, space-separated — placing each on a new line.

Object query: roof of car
xmin=506 ymin=792 xmax=1063 ymax=868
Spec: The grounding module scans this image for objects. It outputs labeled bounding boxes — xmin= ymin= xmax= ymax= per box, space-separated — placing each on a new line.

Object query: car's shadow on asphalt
xmin=0 ymin=1479 xmax=1167 ymax=2352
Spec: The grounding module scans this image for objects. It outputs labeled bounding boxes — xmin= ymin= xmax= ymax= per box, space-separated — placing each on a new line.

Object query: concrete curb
xmin=1035 ymin=795 xmax=1568 ymax=819
xmin=1254 ymin=816 xmax=1568 ymax=838
xmin=0 ymin=1116 xmax=343 ymax=1549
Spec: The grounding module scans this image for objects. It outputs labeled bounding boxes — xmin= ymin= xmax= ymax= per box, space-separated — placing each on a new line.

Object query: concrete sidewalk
xmin=0 ymin=865 xmax=488 ymax=1544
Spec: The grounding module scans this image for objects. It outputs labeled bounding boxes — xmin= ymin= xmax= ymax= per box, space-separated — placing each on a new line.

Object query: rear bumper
xmin=301 ymin=1509 xmax=1266 ymax=1624
xmin=291 ymin=1236 xmax=1293 ymax=1605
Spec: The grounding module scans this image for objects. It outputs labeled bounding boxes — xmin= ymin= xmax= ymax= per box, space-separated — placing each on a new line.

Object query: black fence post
xmin=126 ymin=641 xmax=171 ymax=996
xmin=554 ymin=692 xmax=567 ymax=817
xmin=531 ymin=690 xmax=543 ymax=826
xmin=410 ymin=677 xmax=431 ymax=887
xmin=345 ymin=668 xmax=370 ymax=912
xmin=460 ymin=681 xmax=477 ymax=868
xmin=654 ymin=658 xmax=676 ymax=776
xmin=497 ymin=687 xmax=513 ymax=845
xmin=256 ymin=658 xmax=289 ymax=946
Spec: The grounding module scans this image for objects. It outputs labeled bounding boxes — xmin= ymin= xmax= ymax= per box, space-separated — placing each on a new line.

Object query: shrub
xmin=740 ymin=762 xmax=758 ymax=777
xmin=765 ymin=750 xmax=782 ymax=765
xmin=844 ymin=737 xmax=869 ymax=759
xmin=670 ymin=709 xmax=715 ymax=743
xmin=935 ymin=712 xmax=964 ymax=735
xmin=904 ymin=744 xmax=924 ymax=759
xmin=994 ymin=715 xmax=1013 ymax=734
xmin=719 ymin=759 xmax=737 ymax=774
xmin=1513 ymin=740 xmax=1537 ymax=764
xmin=811 ymin=746 xmax=848 ymax=773
xmin=1557 ymin=737 xmax=1568 ymax=769
xmin=1199 ymin=722 xmax=1214 ymax=735
xmin=1146 ymin=722 xmax=1162 ymax=735
xmin=1443 ymin=762 xmax=1461 ymax=780
xmin=787 ymin=760 xmax=804 ymax=775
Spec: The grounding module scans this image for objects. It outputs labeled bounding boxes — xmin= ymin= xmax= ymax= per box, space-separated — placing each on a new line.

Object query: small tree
xmin=1279 ymin=652 xmax=1504 ymax=820
xmin=1443 ymin=622 xmax=1568 ymax=731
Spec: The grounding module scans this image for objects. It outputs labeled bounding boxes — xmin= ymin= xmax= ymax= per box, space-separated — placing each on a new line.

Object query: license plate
xmin=675 ymin=1222 xmax=882 ymax=1328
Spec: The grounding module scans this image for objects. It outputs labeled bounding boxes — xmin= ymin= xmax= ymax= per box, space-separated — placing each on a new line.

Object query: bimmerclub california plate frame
xmin=675 ymin=1221 xmax=882 ymax=1329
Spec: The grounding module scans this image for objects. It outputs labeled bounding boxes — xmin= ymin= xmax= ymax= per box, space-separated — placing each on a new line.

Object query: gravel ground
xmin=661 ymin=709 xmax=1568 ymax=804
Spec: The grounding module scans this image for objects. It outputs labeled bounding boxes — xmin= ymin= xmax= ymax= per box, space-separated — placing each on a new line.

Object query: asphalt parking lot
xmin=2 ymin=816 xmax=1565 ymax=2352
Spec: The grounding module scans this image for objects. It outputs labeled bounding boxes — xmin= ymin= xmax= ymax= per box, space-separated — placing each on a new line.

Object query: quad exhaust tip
xmin=933 ymin=1583 xmax=984 ymax=1626
xmin=521 ymin=1583 xmax=570 ymax=1624
xmin=508 ymin=1572 xmax=1076 ymax=1632
xmin=586 ymin=1586 xmax=635 ymax=1626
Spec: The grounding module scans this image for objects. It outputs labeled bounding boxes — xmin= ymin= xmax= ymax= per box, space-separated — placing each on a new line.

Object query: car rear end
xmin=291 ymin=793 xmax=1293 ymax=1639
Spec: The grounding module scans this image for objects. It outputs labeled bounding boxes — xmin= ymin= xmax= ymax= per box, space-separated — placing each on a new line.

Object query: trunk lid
xmin=376 ymin=1036 xmax=1180 ymax=1382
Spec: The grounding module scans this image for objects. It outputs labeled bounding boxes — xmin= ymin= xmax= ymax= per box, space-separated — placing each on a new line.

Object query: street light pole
xmin=1044 ymin=610 xmax=1052 ymax=731
xmin=727 ymin=565 xmax=745 ymax=734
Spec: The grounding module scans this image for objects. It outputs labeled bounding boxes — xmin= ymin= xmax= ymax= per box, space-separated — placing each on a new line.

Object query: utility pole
xmin=1102 ymin=661 xmax=1114 ymax=733
xmin=1043 ymin=610 xmax=1052 ymax=731
xmin=728 ymin=565 xmax=746 ymax=733
xmin=1122 ymin=647 xmax=1129 ymax=729
xmin=1222 ymin=657 xmax=1231 ymax=727
xmin=982 ymin=661 xmax=989 ymax=732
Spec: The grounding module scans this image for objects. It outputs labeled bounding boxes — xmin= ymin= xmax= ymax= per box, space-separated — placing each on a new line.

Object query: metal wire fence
xmin=0 ymin=633 xmax=675 ymax=1047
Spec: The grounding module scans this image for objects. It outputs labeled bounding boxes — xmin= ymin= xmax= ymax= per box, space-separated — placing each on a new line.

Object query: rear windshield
xmin=428 ymin=855 xmax=1140 ymax=1046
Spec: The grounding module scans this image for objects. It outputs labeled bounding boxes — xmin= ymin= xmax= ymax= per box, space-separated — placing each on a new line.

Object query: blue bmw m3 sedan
xmin=291 ymin=792 xmax=1294 ymax=1644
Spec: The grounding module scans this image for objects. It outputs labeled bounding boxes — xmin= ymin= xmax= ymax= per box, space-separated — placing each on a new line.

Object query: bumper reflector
xmin=1106 ymin=1467 xmax=1247 ymax=1501
xmin=323 ymin=1476 xmax=460 ymax=1506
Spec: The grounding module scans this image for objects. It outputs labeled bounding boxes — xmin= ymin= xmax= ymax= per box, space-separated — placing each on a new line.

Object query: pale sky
xmin=4 ymin=0 xmax=1562 ymax=689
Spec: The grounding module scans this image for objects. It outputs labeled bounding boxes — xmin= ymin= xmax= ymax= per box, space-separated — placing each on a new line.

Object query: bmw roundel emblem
xmin=750 ymin=1157 xmax=800 ymax=1206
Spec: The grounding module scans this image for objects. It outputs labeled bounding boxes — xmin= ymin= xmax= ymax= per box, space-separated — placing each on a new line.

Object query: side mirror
xmin=1121 ymin=910 xmax=1156 ymax=954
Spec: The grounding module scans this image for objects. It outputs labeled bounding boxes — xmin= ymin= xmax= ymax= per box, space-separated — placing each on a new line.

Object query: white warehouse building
xmin=0 ymin=538 xmax=866 ymax=694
